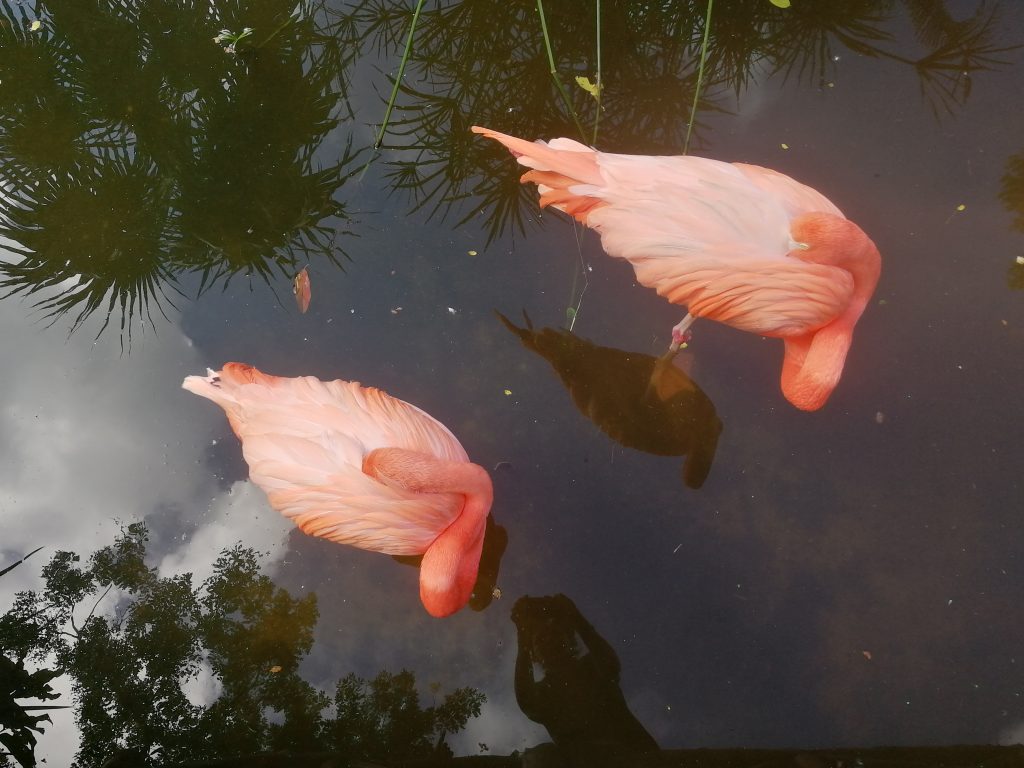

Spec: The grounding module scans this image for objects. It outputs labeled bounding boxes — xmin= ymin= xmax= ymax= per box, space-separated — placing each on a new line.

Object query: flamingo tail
xmin=471 ymin=125 xmax=605 ymax=223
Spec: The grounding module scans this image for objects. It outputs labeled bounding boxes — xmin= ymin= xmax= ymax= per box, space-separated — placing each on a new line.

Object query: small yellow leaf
xmin=574 ymin=75 xmax=601 ymax=100
xmin=503 ymin=389 xmax=512 ymax=396
xmin=467 ymin=250 xmax=477 ymax=256
xmin=780 ymin=143 xmax=789 ymax=150
xmin=956 ymin=204 xmax=966 ymax=211
xmin=269 ymin=665 xmax=282 ymax=673
xmin=769 ymin=0 xmax=791 ymax=8
xmin=30 ymin=20 xmax=41 ymax=31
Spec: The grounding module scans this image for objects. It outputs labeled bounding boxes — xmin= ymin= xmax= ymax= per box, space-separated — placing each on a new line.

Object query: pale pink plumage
xmin=472 ymin=126 xmax=882 ymax=411
xmin=182 ymin=363 xmax=492 ymax=617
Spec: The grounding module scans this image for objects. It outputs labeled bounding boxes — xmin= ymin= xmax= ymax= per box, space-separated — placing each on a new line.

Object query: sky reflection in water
xmin=1 ymin=0 xmax=1024 ymax=764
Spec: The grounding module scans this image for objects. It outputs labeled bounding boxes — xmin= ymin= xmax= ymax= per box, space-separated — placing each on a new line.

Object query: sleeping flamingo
xmin=182 ymin=363 xmax=492 ymax=617
xmin=472 ymin=126 xmax=882 ymax=411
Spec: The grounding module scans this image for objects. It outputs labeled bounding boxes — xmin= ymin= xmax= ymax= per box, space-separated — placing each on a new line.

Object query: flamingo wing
xmin=183 ymin=364 xmax=468 ymax=555
xmin=473 ymin=127 xmax=855 ymax=337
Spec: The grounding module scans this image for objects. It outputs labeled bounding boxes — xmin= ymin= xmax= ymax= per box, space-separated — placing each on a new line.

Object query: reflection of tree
xmin=0 ymin=657 xmax=61 ymax=768
xmin=1 ymin=548 xmax=62 ymax=768
xmin=499 ymin=313 xmax=722 ymax=489
xmin=1 ymin=0 xmax=1017 ymax=331
xmin=0 ymin=525 xmax=484 ymax=767
xmin=511 ymin=593 xmax=657 ymax=766
xmin=0 ymin=0 xmax=356 ymax=342
xmin=331 ymin=669 xmax=484 ymax=760
xmin=359 ymin=0 xmax=1017 ymax=242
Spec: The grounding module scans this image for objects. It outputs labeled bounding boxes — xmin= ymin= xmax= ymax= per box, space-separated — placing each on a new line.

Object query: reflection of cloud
xmin=181 ymin=659 xmax=224 ymax=708
xmin=157 ymin=480 xmax=292 ymax=583
xmin=453 ymin=686 xmax=546 ymax=756
xmin=999 ymin=720 xmax=1024 ymax=745
xmin=0 ymin=238 xmax=295 ymax=764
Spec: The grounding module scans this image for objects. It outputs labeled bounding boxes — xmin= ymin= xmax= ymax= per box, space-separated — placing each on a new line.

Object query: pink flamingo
xmin=182 ymin=363 xmax=492 ymax=617
xmin=472 ymin=126 xmax=882 ymax=411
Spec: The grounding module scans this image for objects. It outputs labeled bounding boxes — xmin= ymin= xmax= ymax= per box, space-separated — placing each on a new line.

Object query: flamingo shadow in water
xmin=497 ymin=312 xmax=722 ymax=489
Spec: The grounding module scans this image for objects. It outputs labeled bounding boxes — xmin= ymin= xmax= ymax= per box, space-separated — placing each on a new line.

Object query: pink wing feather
xmin=182 ymin=363 xmax=468 ymax=555
xmin=473 ymin=126 xmax=854 ymax=337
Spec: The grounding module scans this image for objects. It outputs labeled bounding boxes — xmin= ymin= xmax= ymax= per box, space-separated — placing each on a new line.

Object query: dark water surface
xmin=2 ymin=0 xmax=1023 ymax=765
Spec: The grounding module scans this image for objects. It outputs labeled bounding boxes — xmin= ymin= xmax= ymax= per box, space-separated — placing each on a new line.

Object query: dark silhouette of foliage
xmin=0 ymin=548 xmax=63 ymax=768
xmin=329 ymin=669 xmax=484 ymax=761
xmin=0 ymin=656 xmax=62 ymax=768
xmin=0 ymin=0 xmax=1018 ymax=335
xmin=349 ymin=0 xmax=1019 ymax=245
xmin=0 ymin=0 xmax=359 ymax=345
xmin=0 ymin=525 xmax=484 ymax=767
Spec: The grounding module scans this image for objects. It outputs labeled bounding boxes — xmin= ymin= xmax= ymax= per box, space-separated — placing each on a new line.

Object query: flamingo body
xmin=183 ymin=363 xmax=492 ymax=617
xmin=473 ymin=126 xmax=881 ymax=411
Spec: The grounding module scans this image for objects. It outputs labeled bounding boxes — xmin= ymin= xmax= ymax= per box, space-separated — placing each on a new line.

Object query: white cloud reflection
xmin=0 ymin=240 xmax=294 ymax=763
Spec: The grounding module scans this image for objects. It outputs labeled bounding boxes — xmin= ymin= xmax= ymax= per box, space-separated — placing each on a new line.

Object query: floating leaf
xmin=574 ymin=76 xmax=602 ymax=100
xmin=769 ymin=0 xmax=791 ymax=8
xmin=293 ymin=268 xmax=311 ymax=314
xmin=30 ymin=20 xmax=42 ymax=31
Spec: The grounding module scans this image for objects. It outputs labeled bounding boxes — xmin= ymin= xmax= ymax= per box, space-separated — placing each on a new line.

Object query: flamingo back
xmin=183 ymin=364 xmax=469 ymax=555
xmin=474 ymin=126 xmax=856 ymax=338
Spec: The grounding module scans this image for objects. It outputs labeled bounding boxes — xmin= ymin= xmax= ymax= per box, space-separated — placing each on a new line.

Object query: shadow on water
xmin=497 ymin=312 xmax=722 ymax=489
xmin=0 ymin=0 xmax=1018 ymax=343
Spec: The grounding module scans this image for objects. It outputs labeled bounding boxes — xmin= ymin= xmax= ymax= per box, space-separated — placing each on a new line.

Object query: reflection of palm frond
xmin=0 ymin=0 xmax=360 ymax=344
xmin=908 ymin=4 xmax=1020 ymax=115
xmin=0 ymin=155 xmax=180 ymax=342
xmin=767 ymin=5 xmax=891 ymax=87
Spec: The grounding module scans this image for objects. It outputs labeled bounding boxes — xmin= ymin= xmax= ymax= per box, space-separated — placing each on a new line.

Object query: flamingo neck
xmin=362 ymin=448 xmax=493 ymax=617
xmin=780 ymin=213 xmax=882 ymax=411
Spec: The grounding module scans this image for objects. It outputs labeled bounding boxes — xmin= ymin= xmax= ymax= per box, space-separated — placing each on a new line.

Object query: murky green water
xmin=2 ymin=1 xmax=1023 ymax=766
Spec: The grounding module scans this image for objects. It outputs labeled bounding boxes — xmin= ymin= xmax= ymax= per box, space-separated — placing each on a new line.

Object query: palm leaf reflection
xmin=0 ymin=0 xmax=358 ymax=343
xmin=0 ymin=153 xmax=180 ymax=338
xmin=358 ymin=0 xmax=1017 ymax=245
xmin=498 ymin=312 xmax=722 ymax=490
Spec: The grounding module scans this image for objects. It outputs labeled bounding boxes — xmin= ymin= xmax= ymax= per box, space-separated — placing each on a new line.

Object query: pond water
xmin=2 ymin=1 xmax=1023 ymax=766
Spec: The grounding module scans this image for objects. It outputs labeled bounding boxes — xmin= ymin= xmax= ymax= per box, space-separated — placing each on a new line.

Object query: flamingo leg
xmin=669 ymin=313 xmax=696 ymax=352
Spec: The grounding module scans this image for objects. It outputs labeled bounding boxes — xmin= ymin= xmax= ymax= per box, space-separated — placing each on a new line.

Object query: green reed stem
xmin=374 ymin=0 xmax=426 ymax=151
xmin=683 ymin=0 xmax=713 ymax=155
xmin=536 ymin=0 xmax=588 ymax=143
xmin=591 ymin=0 xmax=602 ymax=145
